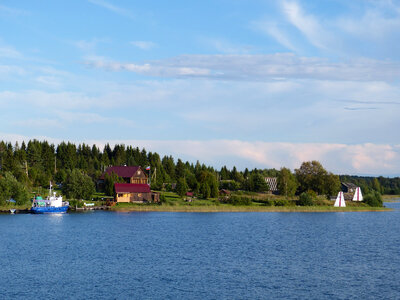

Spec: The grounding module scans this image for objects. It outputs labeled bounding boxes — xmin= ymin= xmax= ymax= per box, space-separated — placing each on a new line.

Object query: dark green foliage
xmin=295 ymin=161 xmax=341 ymax=197
xmin=176 ymin=177 xmax=188 ymax=197
xmin=229 ymin=195 xmax=252 ymax=206
xmin=0 ymin=172 xmax=30 ymax=205
xmin=363 ymin=191 xmax=383 ymax=207
xmin=295 ymin=161 xmax=328 ymax=194
xmin=200 ymin=182 xmax=211 ymax=199
xmin=298 ymin=192 xmax=314 ymax=206
xmin=277 ymin=167 xmax=298 ymax=197
xmin=248 ymin=173 xmax=269 ymax=192
xmin=62 ymin=169 xmax=95 ymax=200
xmin=324 ymin=173 xmax=341 ymax=199
xmin=274 ymin=199 xmax=294 ymax=206
xmin=104 ymin=172 xmax=124 ymax=196
xmin=159 ymin=194 xmax=166 ymax=203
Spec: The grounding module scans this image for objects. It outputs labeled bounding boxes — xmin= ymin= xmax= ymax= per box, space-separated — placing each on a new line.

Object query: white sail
xmin=352 ymin=187 xmax=363 ymax=201
xmin=334 ymin=191 xmax=346 ymax=207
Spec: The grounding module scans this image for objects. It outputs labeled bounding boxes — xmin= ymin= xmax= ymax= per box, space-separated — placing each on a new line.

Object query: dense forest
xmin=0 ymin=140 xmax=399 ymax=204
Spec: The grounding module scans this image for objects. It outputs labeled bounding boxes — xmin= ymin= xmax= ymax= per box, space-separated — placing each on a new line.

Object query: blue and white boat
xmin=31 ymin=183 xmax=69 ymax=214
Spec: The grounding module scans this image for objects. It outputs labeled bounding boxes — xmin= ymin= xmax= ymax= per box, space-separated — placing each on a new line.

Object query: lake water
xmin=1 ymin=202 xmax=400 ymax=299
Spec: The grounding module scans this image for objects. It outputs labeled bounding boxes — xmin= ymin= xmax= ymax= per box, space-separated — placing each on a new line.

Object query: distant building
xmin=341 ymin=182 xmax=358 ymax=193
xmin=265 ymin=177 xmax=278 ymax=194
xmin=114 ymin=183 xmax=159 ymax=203
xmin=98 ymin=166 xmax=148 ymax=190
xmin=185 ymin=192 xmax=194 ymax=202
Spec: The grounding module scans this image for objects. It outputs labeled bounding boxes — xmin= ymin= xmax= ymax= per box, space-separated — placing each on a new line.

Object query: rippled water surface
xmin=1 ymin=202 xmax=400 ymax=299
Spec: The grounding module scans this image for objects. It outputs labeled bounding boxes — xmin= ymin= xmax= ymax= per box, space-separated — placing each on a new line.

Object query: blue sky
xmin=1 ymin=0 xmax=400 ymax=175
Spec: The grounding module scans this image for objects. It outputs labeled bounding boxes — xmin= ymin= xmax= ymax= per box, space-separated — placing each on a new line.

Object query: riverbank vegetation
xmin=0 ymin=140 xmax=398 ymax=210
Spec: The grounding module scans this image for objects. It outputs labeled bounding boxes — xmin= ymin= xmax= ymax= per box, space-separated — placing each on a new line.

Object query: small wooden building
xmin=98 ymin=166 xmax=148 ymax=190
xmin=341 ymin=182 xmax=358 ymax=193
xmin=114 ymin=183 xmax=159 ymax=203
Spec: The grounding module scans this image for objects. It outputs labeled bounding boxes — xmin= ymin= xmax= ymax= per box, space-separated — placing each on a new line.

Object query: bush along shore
xmin=102 ymin=191 xmax=393 ymax=212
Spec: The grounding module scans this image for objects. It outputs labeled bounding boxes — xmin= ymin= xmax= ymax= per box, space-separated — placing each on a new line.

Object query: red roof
xmin=115 ymin=183 xmax=151 ymax=193
xmin=186 ymin=192 xmax=194 ymax=196
xmin=100 ymin=166 xmax=141 ymax=179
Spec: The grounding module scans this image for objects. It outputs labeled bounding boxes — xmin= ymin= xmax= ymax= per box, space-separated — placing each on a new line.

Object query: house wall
xmin=116 ymin=192 xmax=152 ymax=203
xmin=130 ymin=169 xmax=148 ymax=184
xmin=116 ymin=193 xmax=131 ymax=203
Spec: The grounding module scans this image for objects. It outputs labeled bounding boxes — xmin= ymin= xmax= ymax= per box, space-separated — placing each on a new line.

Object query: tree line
xmin=0 ymin=140 xmax=397 ymax=203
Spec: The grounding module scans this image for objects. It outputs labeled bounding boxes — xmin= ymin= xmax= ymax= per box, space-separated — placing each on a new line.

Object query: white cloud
xmin=0 ymin=5 xmax=29 ymax=16
xmin=0 ymin=65 xmax=26 ymax=76
xmin=253 ymin=21 xmax=298 ymax=52
xmin=199 ymin=37 xmax=253 ymax=54
xmin=83 ymin=53 xmax=400 ymax=82
xmin=0 ymin=45 xmax=23 ymax=59
xmin=13 ymin=118 xmax=63 ymax=129
xmin=130 ymin=41 xmax=156 ymax=50
xmin=87 ymin=0 xmax=134 ymax=18
xmin=282 ymin=1 xmax=331 ymax=50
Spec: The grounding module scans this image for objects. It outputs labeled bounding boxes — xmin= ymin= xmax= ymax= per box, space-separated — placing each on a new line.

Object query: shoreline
xmin=108 ymin=205 xmax=392 ymax=213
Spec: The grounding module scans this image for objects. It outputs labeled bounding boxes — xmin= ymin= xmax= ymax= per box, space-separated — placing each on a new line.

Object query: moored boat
xmin=31 ymin=182 xmax=69 ymax=214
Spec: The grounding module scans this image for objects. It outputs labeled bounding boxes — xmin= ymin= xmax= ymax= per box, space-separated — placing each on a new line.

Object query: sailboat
xmin=334 ymin=191 xmax=346 ymax=207
xmin=352 ymin=187 xmax=363 ymax=201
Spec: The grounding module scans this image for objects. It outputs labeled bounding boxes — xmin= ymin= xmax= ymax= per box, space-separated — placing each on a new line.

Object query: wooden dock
xmin=73 ymin=206 xmax=110 ymax=211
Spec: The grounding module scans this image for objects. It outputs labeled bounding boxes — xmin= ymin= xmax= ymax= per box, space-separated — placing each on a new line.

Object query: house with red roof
xmin=114 ymin=183 xmax=155 ymax=203
xmin=100 ymin=166 xmax=148 ymax=184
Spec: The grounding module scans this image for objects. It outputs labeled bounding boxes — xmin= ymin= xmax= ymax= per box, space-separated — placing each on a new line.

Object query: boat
xmin=352 ymin=187 xmax=363 ymax=201
xmin=10 ymin=209 xmax=16 ymax=214
xmin=334 ymin=191 xmax=346 ymax=207
xmin=31 ymin=182 xmax=69 ymax=214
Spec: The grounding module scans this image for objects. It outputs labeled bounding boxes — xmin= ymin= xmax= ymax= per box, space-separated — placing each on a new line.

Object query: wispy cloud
xmin=0 ymin=65 xmax=26 ymax=76
xmin=83 ymin=54 xmax=400 ymax=82
xmin=252 ymin=20 xmax=298 ymax=52
xmin=343 ymin=107 xmax=379 ymax=111
xmin=0 ymin=45 xmax=23 ymax=59
xmin=282 ymin=1 xmax=331 ymax=50
xmin=130 ymin=41 xmax=156 ymax=50
xmin=200 ymin=37 xmax=254 ymax=54
xmin=88 ymin=0 xmax=134 ymax=18
xmin=72 ymin=38 xmax=109 ymax=52
xmin=0 ymin=5 xmax=29 ymax=16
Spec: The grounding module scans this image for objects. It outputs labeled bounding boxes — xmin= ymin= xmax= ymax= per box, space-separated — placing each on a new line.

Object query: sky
xmin=1 ymin=0 xmax=400 ymax=176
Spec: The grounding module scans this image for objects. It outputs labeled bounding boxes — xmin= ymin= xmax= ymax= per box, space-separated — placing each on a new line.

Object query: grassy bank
xmin=0 ymin=204 xmax=32 ymax=212
xmin=110 ymin=203 xmax=391 ymax=212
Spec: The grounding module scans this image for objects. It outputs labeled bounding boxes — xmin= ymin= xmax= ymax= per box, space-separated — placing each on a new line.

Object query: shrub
xmin=274 ymin=199 xmax=296 ymax=207
xmin=263 ymin=200 xmax=274 ymax=206
xmin=159 ymin=194 xmax=166 ymax=203
xmin=229 ymin=195 xmax=252 ymax=206
xmin=363 ymin=191 xmax=383 ymax=207
xmin=298 ymin=192 xmax=314 ymax=206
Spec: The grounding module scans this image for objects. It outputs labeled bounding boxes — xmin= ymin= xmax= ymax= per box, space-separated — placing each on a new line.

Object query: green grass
xmin=0 ymin=203 xmax=32 ymax=211
xmin=107 ymin=191 xmax=391 ymax=212
xmin=110 ymin=203 xmax=391 ymax=212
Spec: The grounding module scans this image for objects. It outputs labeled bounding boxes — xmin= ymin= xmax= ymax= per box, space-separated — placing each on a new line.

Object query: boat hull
xmin=31 ymin=206 xmax=69 ymax=214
